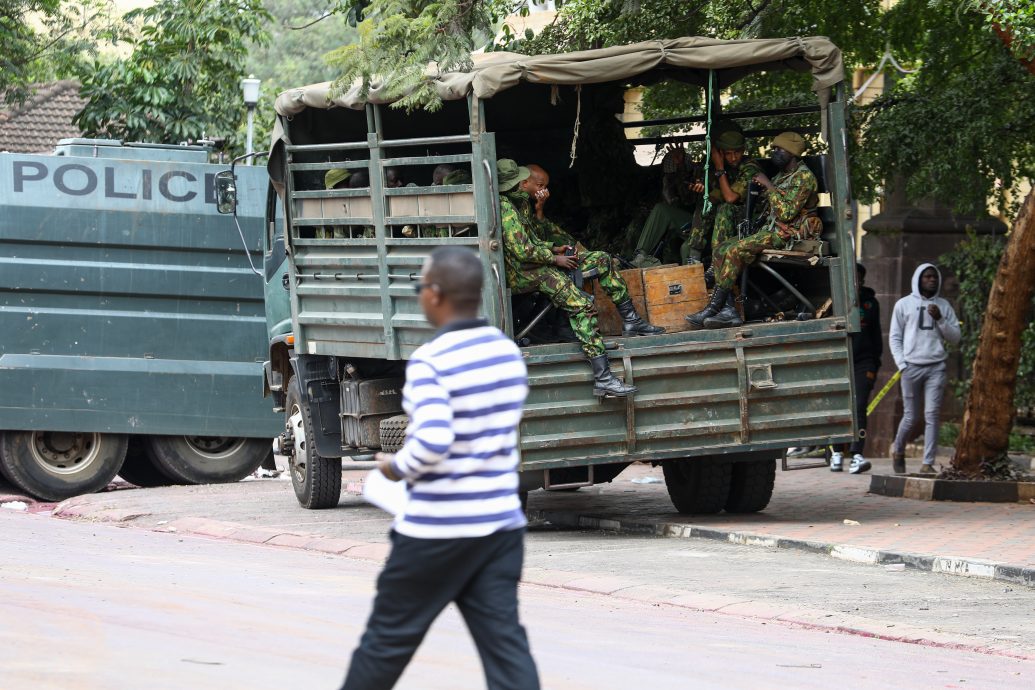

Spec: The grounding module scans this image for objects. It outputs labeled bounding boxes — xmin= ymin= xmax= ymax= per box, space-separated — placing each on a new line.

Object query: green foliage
xmin=852 ymin=0 xmax=1035 ymax=217
xmin=75 ymin=0 xmax=271 ymax=146
xmin=939 ymin=231 xmax=1035 ymax=409
xmin=243 ymin=0 xmax=360 ymax=155
xmin=326 ymin=0 xmax=512 ymax=111
xmin=1 ymin=0 xmax=119 ymax=105
xmin=965 ymin=0 xmax=1035 ymax=61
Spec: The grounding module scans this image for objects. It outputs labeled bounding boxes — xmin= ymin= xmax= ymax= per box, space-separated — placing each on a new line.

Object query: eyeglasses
xmin=413 ymin=282 xmax=437 ymax=295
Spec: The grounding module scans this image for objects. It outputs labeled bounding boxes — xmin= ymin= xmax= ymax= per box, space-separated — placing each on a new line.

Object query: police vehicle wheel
xmin=0 ymin=430 xmax=128 ymax=502
xmin=116 ymin=436 xmax=179 ymax=488
xmin=144 ymin=435 xmax=270 ymax=485
xmin=285 ymin=377 xmax=341 ymax=509
xmin=724 ymin=458 xmax=776 ymax=513
xmin=661 ymin=458 xmax=731 ymax=515
xmin=378 ymin=415 xmax=409 ymax=453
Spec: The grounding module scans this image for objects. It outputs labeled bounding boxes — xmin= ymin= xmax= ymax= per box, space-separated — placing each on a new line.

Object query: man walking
xmin=889 ymin=263 xmax=961 ymax=474
xmin=340 ymin=246 xmax=539 ymax=690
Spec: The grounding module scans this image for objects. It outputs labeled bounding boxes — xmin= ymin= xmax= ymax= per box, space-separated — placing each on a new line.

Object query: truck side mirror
xmin=215 ymin=170 xmax=237 ymax=215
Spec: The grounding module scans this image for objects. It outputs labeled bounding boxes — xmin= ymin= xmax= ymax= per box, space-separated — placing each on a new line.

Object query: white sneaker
xmin=849 ymin=454 xmax=872 ymax=474
xmin=829 ymin=451 xmax=843 ymax=472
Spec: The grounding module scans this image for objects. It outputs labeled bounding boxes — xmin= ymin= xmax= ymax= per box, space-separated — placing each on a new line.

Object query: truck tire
xmin=724 ymin=458 xmax=777 ymax=513
xmin=286 ymin=377 xmax=341 ymax=509
xmin=379 ymin=415 xmax=409 ymax=453
xmin=0 ymin=431 xmax=128 ymax=501
xmin=144 ymin=436 xmax=270 ymax=485
xmin=662 ymin=458 xmax=731 ymax=515
xmin=117 ymin=437 xmax=178 ymax=488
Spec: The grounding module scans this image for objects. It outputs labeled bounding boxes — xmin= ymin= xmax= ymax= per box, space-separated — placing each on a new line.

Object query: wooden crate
xmin=644 ymin=263 xmax=709 ymax=333
xmin=592 ymin=267 xmax=646 ymax=336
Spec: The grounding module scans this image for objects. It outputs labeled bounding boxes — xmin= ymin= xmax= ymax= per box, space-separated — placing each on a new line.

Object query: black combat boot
xmin=703 ymin=266 xmax=715 ymax=290
xmin=685 ymin=249 xmax=702 ymax=266
xmin=703 ymin=291 xmax=743 ymax=329
xmin=616 ymin=300 xmax=665 ymax=336
xmin=589 ymin=354 xmax=637 ymax=397
xmin=685 ymin=287 xmax=728 ymax=330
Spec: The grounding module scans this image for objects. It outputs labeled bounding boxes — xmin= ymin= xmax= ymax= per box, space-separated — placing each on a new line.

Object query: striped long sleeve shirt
xmin=391 ymin=318 xmax=529 ymax=539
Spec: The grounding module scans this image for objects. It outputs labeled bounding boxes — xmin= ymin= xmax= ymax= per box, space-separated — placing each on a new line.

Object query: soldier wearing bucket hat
xmin=687 ymin=131 xmax=821 ymax=329
xmin=497 ymin=159 xmax=663 ymax=398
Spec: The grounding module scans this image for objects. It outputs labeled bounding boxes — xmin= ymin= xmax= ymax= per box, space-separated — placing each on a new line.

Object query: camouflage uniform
xmin=712 ymin=160 xmax=821 ymax=290
xmin=633 ymin=150 xmax=697 ymax=261
xmin=502 ymin=190 xmax=629 ymax=358
xmin=682 ymin=159 xmax=764 ymax=264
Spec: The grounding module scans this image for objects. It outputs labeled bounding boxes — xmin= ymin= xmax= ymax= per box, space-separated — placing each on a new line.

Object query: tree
xmin=1 ymin=0 xmax=118 ymax=105
xmin=950 ymin=1 xmax=1035 ymax=478
xmin=74 ymin=0 xmax=272 ymax=146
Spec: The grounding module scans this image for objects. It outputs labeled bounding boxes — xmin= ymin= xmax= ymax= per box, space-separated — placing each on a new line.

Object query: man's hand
xmin=533 ymin=187 xmax=550 ymax=217
xmin=552 ymin=253 xmax=579 ymax=270
xmin=710 ymin=146 xmax=724 ymax=170
xmin=690 ymin=181 xmax=705 ymax=194
xmin=927 ymin=303 xmax=942 ymax=321
xmin=376 ymin=452 xmax=401 ymax=482
xmin=552 ymin=244 xmax=571 ymax=255
xmin=752 ymin=172 xmax=774 ymax=190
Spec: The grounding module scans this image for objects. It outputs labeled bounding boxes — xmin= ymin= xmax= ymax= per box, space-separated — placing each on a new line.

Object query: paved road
xmin=1 ymin=511 xmax=1032 ymax=690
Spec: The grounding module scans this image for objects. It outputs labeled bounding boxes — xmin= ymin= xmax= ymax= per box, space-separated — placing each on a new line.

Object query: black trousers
xmin=341 ymin=528 xmax=539 ymax=690
xmin=840 ymin=364 xmax=877 ymax=455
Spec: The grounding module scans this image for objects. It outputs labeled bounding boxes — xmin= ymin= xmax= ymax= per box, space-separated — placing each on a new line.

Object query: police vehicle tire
xmin=662 ymin=458 xmax=731 ymax=515
xmin=724 ymin=458 xmax=776 ymax=514
xmin=378 ymin=415 xmax=409 ymax=453
xmin=144 ymin=435 xmax=270 ymax=485
xmin=0 ymin=430 xmax=128 ymax=502
xmin=117 ymin=436 xmax=179 ymax=488
xmin=286 ymin=377 xmax=341 ymax=509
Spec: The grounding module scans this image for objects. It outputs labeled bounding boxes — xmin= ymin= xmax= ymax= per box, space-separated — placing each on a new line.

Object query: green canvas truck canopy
xmin=273 ymin=36 xmax=844 ymax=116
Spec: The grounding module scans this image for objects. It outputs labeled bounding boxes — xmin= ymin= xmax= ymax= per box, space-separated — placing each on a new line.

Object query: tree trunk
xmin=952 ymin=186 xmax=1035 ymax=476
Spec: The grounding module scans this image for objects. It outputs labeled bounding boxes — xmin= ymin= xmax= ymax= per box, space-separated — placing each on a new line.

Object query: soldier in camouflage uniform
xmin=681 ymin=130 xmax=763 ymax=271
xmin=686 ymin=132 xmax=821 ymax=329
xmin=498 ymin=160 xmax=663 ymax=397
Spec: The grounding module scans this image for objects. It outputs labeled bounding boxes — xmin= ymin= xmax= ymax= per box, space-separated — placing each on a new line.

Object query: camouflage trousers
xmin=635 ymin=202 xmax=692 ymax=258
xmin=712 ymin=228 xmax=787 ymax=290
xmin=511 ymin=251 xmax=629 ymax=358
xmin=683 ymin=202 xmax=741 ymax=264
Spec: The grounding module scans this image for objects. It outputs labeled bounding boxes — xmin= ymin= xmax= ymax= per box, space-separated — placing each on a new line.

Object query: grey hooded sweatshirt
xmin=889 ymin=263 xmax=961 ymax=370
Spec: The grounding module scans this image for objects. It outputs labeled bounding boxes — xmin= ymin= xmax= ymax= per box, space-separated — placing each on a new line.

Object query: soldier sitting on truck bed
xmin=686 ymin=131 xmax=821 ymax=330
xmin=498 ymin=159 xmax=664 ymax=398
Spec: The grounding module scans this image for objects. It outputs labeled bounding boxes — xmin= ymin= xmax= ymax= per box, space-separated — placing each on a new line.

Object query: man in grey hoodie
xmin=889 ymin=263 xmax=962 ymax=474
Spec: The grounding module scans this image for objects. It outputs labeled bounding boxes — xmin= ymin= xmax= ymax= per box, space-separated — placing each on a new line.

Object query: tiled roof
xmin=0 ymin=81 xmax=87 ymax=154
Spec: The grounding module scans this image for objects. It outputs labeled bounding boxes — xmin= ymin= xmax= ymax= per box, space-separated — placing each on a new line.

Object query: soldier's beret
xmin=771 ymin=131 xmax=806 ymax=157
xmin=716 ymin=130 xmax=745 ymax=150
xmin=497 ymin=159 xmax=530 ymax=191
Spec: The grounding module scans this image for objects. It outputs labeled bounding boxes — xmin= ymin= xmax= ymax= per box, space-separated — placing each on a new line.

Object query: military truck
xmin=0 ymin=139 xmax=281 ymax=501
xmin=220 ymin=36 xmax=859 ymax=511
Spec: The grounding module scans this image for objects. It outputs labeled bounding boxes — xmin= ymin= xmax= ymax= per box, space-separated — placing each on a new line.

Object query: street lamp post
xmin=240 ymin=75 xmax=261 ymax=165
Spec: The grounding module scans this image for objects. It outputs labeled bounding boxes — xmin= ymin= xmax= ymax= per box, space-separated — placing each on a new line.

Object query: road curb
xmin=48 ymin=500 xmax=1035 ymax=661
xmin=528 ymin=508 xmax=1035 ymax=589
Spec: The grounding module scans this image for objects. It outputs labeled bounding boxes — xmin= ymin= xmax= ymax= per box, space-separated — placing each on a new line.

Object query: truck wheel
xmin=144 ymin=435 xmax=271 ymax=485
xmin=724 ymin=459 xmax=776 ymax=513
xmin=286 ymin=377 xmax=341 ymax=509
xmin=378 ymin=415 xmax=409 ymax=453
xmin=662 ymin=458 xmax=731 ymax=515
xmin=117 ymin=437 xmax=178 ymax=488
xmin=0 ymin=431 xmax=128 ymax=501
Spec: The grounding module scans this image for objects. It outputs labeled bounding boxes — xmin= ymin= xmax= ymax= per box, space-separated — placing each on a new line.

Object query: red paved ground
xmin=529 ymin=456 xmax=1035 ymax=570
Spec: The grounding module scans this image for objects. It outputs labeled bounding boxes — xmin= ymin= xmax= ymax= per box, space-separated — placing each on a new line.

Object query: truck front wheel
xmin=0 ymin=431 xmax=128 ymax=501
xmin=144 ymin=436 xmax=270 ymax=485
xmin=285 ymin=377 xmax=341 ymax=509
xmin=662 ymin=458 xmax=731 ymax=515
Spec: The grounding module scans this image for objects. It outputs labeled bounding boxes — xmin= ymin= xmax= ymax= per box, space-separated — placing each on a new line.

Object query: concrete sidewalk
xmin=529 ymin=457 xmax=1035 ymax=586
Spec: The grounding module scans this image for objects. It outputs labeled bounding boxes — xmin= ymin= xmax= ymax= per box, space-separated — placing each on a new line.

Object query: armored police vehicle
xmin=221 ymin=36 xmax=859 ymax=512
xmin=1 ymin=139 xmax=280 ymax=501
